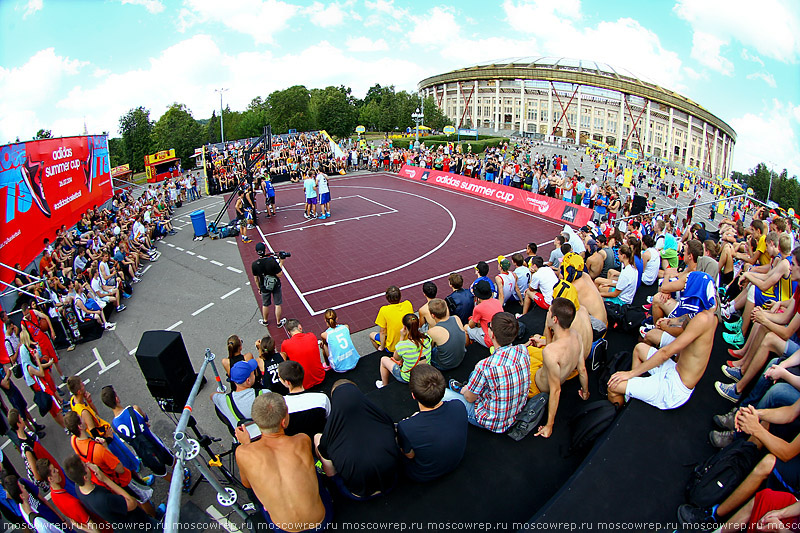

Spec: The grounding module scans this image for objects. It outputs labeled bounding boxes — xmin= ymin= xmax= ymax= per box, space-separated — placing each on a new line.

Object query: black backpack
xmin=598 ymin=350 xmax=632 ymax=397
xmin=568 ymin=401 xmax=618 ymax=455
xmin=685 ymin=440 xmax=761 ymax=508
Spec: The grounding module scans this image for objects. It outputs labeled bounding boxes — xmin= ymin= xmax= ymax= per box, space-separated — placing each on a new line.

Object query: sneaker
xmin=713 ymin=407 xmax=738 ymax=430
xmin=132 ymin=277 xmax=141 ymax=284
xmin=116 ymin=304 xmax=127 ymax=312
xmin=727 ymin=348 xmax=743 ymax=360
xmin=715 ymin=381 xmax=741 ymax=402
xmin=277 ymin=318 xmax=286 ymax=328
xmin=156 ymin=503 xmax=166 ymax=520
xmin=709 ymin=430 xmax=736 ymax=448
xmin=448 ymin=379 xmax=464 ymax=393
xmin=722 ymin=330 xmax=745 ymax=349
xmin=34 ymin=422 xmax=47 ymax=432
xmin=258 ymin=319 xmax=269 ymax=327
xmin=677 ymin=504 xmax=717 ymax=530
xmin=375 ymin=380 xmax=385 ymax=389
xmin=60 ymin=375 xmax=68 ymax=384
xmin=242 ymin=238 xmax=252 ymax=243
xmin=721 ymin=303 xmax=736 ymax=320
xmin=515 ymin=312 xmax=522 ymax=319
xmin=322 ymin=363 xmax=331 ymax=371
xmin=646 ymin=295 xmax=654 ymax=304
xmin=104 ymin=322 xmax=116 ymax=331
xmin=721 ymin=364 xmax=742 ymax=382
xmin=304 ymin=213 xmax=311 ymax=220
xmin=724 ymin=316 xmax=743 ymax=332
xmin=141 ymin=475 xmax=155 ymax=487
xmin=122 ymin=292 xmax=132 ymax=299
xmin=639 ymin=324 xmax=655 ymax=337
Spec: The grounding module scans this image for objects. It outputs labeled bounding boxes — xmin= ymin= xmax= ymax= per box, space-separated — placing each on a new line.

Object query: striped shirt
xmin=395 ymin=338 xmax=432 ymax=381
xmin=465 ymin=344 xmax=530 ymax=433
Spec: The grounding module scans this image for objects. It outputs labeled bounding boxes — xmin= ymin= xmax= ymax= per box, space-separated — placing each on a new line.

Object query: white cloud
xmin=0 ymin=48 xmax=87 ymax=142
xmin=746 ymin=72 xmax=777 ymax=88
xmin=730 ymin=100 xmax=800 ymax=178
xmin=19 ymin=0 xmax=42 ymax=18
xmin=305 ymin=1 xmax=345 ymax=27
xmin=689 ymin=31 xmax=734 ymax=75
xmin=178 ymin=0 xmax=299 ymax=44
xmin=684 ymin=66 xmax=706 ymax=81
xmin=345 ymin=36 xmax=389 ymax=52
xmin=410 ymin=6 xmax=461 ymax=46
xmin=675 ymin=0 xmax=800 ymax=64
xmin=503 ymin=0 xmax=581 ymax=33
xmin=117 ymin=0 xmax=165 ymax=14
xmin=740 ymin=48 xmax=765 ymax=67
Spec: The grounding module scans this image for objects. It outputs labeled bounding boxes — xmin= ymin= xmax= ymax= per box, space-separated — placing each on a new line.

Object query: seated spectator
xmin=511 ymin=253 xmax=531 ymax=305
xmin=445 ymin=313 xmax=530 ymax=433
xmin=377 ymin=314 xmax=431 ymax=388
xmin=417 ymin=281 xmax=439 ymax=330
xmin=521 ymin=256 xmax=558 ymax=313
xmin=63 ymin=456 xmax=157 ymax=530
xmin=495 ymin=258 xmax=518 ymax=307
xmin=254 ymin=336 xmax=289 ymax=395
xmin=278 ymin=361 xmax=330 ymax=439
xmin=712 ymin=488 xmax=799 ymax=532
xmin=37 ymin=457 xmax=109 ymax=532
xmin=70 ymin=280 xmax=116 ymax=331
xmin=281 ymin=320 xmax=326 ymax=388
xmin=235 ymin=392 xmax=332 ymax=529
xmin=526 ymin=298 xmax=590 ymax=438
xmin=317 ymin=310 xmax=360 ymax=375
xmin=559 ymin=252 xmax=608 ymax=331
xmin=369 ymin=286 xmax=414 ymax=354
xmin=397 ymin=365 xmax=467 ymax=482
xmin=315 ymin=381 xmax=400 ymax=500
xmin=641 ymin=234 xmax=660 ymax=287
xmin=525 ymin=243 xmax=543 ymax=268
xmin=427 ymin=298 xmax=466 ymax=371
xmin=222 ymin=335 xmax=254 ymax=378
xmin=89 ymin=268 xmax=125 ymax=313
xmin=607 ymin=277 xmax=717 ymax=409
xmin=546 ymin=236 xmax=567 ymax=267
xmin=598 ymin=245 xmax=637 ymax=305
xmin=212 ymin=360 xmax=265 ymax=432
xmin=463 ymin=280 xmax=503 ymax=348
xmin=470 ymin=261 xmax=498 ymax=299
xmin=446 ymin=273 xmax=474 ymax=325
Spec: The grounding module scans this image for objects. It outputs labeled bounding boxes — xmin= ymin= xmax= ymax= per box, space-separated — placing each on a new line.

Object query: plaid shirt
xmin=465 ymin=344 xmax=531 ymax=433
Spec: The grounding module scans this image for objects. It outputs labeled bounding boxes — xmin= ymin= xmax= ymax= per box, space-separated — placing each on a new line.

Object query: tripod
xmin=184 ymin=415 xmax=242 ymax=495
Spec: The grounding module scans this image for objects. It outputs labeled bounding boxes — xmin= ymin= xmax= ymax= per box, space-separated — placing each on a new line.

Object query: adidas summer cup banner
xmin=0 ymin=135 xmax=113 ymax=281
xmin=398 ymin=165 xmax=593 ymax=227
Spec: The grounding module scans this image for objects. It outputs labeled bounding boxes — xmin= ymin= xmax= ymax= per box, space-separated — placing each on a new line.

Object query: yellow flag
xmin=623 ymin=168 xmax=633 ymax=187
xmin=660 ymin=168 xmax=665 ymax=179
xmin=717 ymin=200 xmax=725 ymax=214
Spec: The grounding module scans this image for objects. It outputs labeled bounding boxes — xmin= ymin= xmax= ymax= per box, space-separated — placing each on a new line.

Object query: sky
xmin=1 ymin=0 xmax=799 ymax=177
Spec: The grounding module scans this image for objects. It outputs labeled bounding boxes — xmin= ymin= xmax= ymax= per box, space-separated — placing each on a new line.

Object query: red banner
xmin=0 ymin=136 xmax=113 ymax=282
xmin=397 ymin=165 xmax=594 ymax=227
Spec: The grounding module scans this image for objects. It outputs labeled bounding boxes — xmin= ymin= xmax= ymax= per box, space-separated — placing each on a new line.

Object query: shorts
xmin=391 ymin=364 xmax=408 ymax=383
xmin=261 ymin=287 xmax=283 ymax=307
xmin=527 ymin=346 xmax=577 ymax=398
xmin=746 ymin=489 xmax=797 ymax=530
xmin=661 ymin=249 xmax=678 ymax=268
xmin=625 ymin=346 xmax=693 ymax=409
xmin=466 ymin=326 xmax=487 ymax=348
xmin=306 ymin=197 xmax=317 ymax=205
xmin=531 ymin=292 xmax=550 ymax=309
xmin=770 ymin=455 xmax=800 ymax=496
xmin=749 ymin=285 xmax=776 ymax=309
xmin=265 ymin=196 xmax=275 ymax=205
xmin=657 ymin=331 xmax=676 ymax=348
xmin=264 ymin=476 xmax=333 ymax=530
xmin=319 ymin=192 xmax=330 ymax=205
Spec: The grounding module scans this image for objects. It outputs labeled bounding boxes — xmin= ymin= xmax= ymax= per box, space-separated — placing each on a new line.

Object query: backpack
xmin=568 ymin=401 xmax=618 ymax=455
xmin=507 ymin=393 xmax=548 ymax=441
xmin=598 ymin=351 xmax=632 ymax=397
xmin=685 ymin=440 xmax=760 ymax=508
xmin=605 ymin=302 xmax=646 ymax=333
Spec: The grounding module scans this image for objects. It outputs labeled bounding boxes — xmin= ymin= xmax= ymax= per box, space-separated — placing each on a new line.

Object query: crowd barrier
xmin=397 ymin=165 xmax=594 ymax=227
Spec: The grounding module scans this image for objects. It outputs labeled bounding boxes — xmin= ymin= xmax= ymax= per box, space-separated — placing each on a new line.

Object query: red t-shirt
xmin=51 ymin=487 xmax=94 ymax=528
xmin=281 ymin=332 xmax=325 ymax=389
xmin=471 ymin=298 xmax=504 ymax=340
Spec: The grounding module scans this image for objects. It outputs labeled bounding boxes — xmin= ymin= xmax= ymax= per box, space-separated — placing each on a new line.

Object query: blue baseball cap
xmin=230 ymin=360 xmax=258 ymax=384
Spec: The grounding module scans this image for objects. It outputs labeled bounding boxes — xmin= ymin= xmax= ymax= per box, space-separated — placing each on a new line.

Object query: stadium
xmin=419 ymin=57 xmax=736 ymax=177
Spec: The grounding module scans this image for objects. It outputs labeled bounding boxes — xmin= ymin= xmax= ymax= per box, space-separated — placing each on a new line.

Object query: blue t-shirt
xmin=325 ymin=325 xmax=359 ymax=372
xmin=470 ymin=276 xmax=498 ymax=299
xmin=263 ymin=180 xmax=275 ymax=198
xmin=595 ymin=195 xmax=608 ymax=214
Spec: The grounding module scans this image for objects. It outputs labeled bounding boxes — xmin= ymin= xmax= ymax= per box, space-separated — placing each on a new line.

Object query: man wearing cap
xmin=463 ymin=280 xmax=503 ymax=348
xmin=211 ymin=360 xmax=264 ymax=432
xmin=251 ymin=242 xmax=285 ymax=328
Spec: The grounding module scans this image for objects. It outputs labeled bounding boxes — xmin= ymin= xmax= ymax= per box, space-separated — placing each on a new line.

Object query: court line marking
xmin=226 ymin=266 xmax=242 ymax=274
xmin=210 ymin=260 xmax=224 ymax=266
xmin=300 ymin=185 xmax=456 ymax=296
xmin=186 ymin=251 xmax=196 ymax=256
xmin=175 ymin=246 xmax=185 ymax=251
xmin=192 ymin=303 xmax=214 ymax=316
xmin=197 ymin=255 xmax=207 ymax=260
xmin=280 ymin=195 xmax=397 ymax=230
xmin=220 ymin=287 xmax=241 ymax=299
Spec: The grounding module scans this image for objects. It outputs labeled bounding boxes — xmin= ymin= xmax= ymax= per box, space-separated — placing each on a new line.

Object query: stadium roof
xmin=466 ymin=57 xmax=655 ymax=84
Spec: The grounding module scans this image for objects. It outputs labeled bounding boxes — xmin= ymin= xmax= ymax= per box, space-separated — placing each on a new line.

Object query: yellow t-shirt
xmin=375 ymin=300 xmax=414 ymax=353
xmin=756 ymin=235 xmax=770 ymax=266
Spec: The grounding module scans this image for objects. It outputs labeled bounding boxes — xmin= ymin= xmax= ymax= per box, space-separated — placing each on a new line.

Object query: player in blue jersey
xmin=319 ymin=309 xmax=360 ymax=372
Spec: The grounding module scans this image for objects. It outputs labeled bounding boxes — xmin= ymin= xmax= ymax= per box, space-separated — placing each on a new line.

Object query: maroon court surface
xmin=232 ymin=172 xmax=563 ymax=340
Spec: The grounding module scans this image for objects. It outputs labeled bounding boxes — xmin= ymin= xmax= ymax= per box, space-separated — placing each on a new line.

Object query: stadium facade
xmin=419 ymin=57 xmax=736 ymax=178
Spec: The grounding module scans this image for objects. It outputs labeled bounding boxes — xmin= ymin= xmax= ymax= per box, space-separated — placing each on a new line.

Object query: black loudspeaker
xmin=135 ymin=330 xmax=197 ymax=413
xmin=631 ymin=194 xmax=647 ymax=215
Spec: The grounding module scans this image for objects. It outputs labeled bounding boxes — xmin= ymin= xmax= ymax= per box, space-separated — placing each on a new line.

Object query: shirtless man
xmin=235 ymin=392 xmax=331 ymax=532
xmin=607 ymin=305 xmax=718 ymax=409
xmin=527 ymin=298 xmax=590 ymax=438
xmin=559 ymin=252 xmax=608 ymax=330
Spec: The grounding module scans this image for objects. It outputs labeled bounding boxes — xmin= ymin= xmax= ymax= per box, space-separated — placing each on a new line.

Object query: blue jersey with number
xmin=325 ymin=325 xmax=359 ymax=372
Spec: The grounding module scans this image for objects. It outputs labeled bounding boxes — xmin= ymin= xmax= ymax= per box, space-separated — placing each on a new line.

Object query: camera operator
xmin=252 ymin=242 xmax=286 ymax=329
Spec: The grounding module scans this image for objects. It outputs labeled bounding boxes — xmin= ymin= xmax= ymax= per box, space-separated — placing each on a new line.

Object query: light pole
xmin=215 ymin=88 xmax=228 ymax=144
xmin=412 ymin=107 xmax=424 ymax=148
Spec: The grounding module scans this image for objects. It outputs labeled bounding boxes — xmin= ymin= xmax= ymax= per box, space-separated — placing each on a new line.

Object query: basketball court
xmin=234 ymin=172 xmax=564 ymax=335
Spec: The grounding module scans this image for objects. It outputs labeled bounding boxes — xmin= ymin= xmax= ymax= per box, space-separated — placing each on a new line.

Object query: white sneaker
xmin=375 ymin=380 xmax=385 ymax=389
xmin=104 ymin=322 xmax=116 ymax=331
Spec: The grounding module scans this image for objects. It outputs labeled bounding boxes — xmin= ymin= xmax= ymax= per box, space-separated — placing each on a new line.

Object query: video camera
xmin=268 ymin=250 xmax=291 ymax=260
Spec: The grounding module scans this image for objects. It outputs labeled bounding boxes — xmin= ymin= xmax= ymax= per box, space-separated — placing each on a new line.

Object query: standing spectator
xmin=20 ymin=302 xmax=65 ymax=384
xmin=251 ymin=242 xmax=286 ymax=329
xmin=369 ymin=286 xmax=414 ymax=354
xmin=2 ymin=475 xmax=68 ymax=532
xmin=397 ymin=365 xmax=468 ymax=482
xmin=18 ymin=330 xmax=66 ymax=428
xmin=37 ymin=458 xmax=108 ymax=533
xmin=281 ymin=320 xmax=326 ymax=389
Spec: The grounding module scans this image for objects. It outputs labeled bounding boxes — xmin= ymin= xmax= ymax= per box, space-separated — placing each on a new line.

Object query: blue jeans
xmin=442 ymin=389 xmax=478 ymax=426
xmin=759 ymin=382 xmax=800 ymax=410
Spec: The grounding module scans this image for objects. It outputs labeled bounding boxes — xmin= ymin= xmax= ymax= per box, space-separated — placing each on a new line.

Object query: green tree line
xmin=110 ymin=84 xmax=450 ymax=173
xmin=731 ymin=163 xmax=800 ymax=213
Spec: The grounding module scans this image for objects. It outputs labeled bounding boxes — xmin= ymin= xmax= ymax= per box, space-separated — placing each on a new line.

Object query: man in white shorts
xmin=607 ymin=272 xmax=717 ymax=410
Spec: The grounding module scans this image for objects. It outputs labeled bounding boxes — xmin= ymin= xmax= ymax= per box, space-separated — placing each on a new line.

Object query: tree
xmin=267 ymin=85 xmax=311 ymax=134
xmin=152 ymin=103 xmax=203 ymax=167
xmin=108 ymin=137 xmax=125 ymax=168
xmin=206 ymin=111 xmax=221 ymax=144
xmin=34 ymin=129 xmax=52 ymax=140
xmin=119 ymin=106 xmax=153 ymax=173
xmin=422 ymin=96 xmax=451 ymax=131
xmin=309 ymin=86 xmax=358 ymax=138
